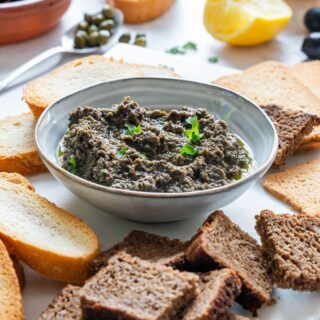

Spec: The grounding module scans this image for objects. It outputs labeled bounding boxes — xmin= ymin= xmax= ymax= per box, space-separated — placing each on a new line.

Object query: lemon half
xmin=204 ymin=0 xmax=293 ymax=46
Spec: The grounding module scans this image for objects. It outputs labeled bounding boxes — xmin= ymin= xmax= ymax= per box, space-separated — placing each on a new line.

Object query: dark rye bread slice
xmin=88 ymin=230 xmax=188 ymax=276
xmin=186 ymin=211 xmax=272 ymax=313
xmin=261 ymin=105 xmax=320 ymax=167
xmin=182 ymin=269 xmax=242 ymax=320
xmin=80 ymin=252 xmax=199 ymax=320
xmin=255 ymin=210 xmax=320 ymax=291
xmin=38 ymin=285 xmax=82 ymax=320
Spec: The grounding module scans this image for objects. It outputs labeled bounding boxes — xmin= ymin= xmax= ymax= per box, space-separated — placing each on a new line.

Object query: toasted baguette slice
xmin=0 ymin=172 xmax=34 ymax=191
xmin=0 ymin=113 xmax=46 ymax=175
xmin=0 ymin=238 xmax=24 ymax=320
xmin=23 ymin=56 xmax=178 ymax=118
xmin=0 ymin=173 xmax=99 ymax=283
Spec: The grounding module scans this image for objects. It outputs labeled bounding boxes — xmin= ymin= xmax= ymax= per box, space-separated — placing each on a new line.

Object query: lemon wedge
xmin=204 ymin=0 xmax=292 ymax=46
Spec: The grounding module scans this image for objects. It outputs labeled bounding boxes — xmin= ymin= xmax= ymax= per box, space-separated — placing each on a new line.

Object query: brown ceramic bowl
xmin=0 ymin=0 xmax=71 ymax=44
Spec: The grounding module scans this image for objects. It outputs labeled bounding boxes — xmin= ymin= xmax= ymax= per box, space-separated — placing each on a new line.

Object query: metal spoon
xmin=0 ymin=8 xmax=123 ymax=94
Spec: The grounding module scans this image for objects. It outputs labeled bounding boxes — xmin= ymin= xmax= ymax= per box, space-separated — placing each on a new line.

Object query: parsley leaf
xmin=208 ymin=56 xmax=219 ymax=63
xmin=180 ymin=144 xmax=198 ymax=157
xmin=166 ymin=47 xmax=186 ymax=55
xmin=69 ymin=155 xmax=77 ymax=175
xmin=118 ymin=146 xmax=128 ymax=156
xmin=58 ymin=145 xmax=63 ymax=158
xmin=124 ymin=123 xmax=142 ymax=136
xmin=183 ymin=116 xmax=203 ymax=143
xmin=183 ymin=42 xmax=197 ymax=50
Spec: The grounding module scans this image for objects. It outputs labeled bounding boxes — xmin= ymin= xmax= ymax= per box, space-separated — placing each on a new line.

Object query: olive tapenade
xmin=60 ymin=97 xmax=252 ymax=192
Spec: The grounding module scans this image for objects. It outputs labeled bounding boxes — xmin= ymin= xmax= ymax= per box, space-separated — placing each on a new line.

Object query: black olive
xmin=304 ymin=7 xmax=320 ymax=32
xmin=302 ymin=32 xmax=320 ymax=59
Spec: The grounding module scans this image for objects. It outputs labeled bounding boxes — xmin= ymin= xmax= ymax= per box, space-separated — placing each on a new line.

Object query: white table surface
xmin=1 ymin=1 xmax=320 ymax=319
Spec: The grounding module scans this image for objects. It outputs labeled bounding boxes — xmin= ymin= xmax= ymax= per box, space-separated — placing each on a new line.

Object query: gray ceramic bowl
xmin=36 ymin=78 xmax=278 ymax=222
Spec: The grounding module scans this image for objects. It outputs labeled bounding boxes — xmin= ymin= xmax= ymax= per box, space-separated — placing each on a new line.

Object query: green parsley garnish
xmin=58 ymin=145 xmax=63 ymax=158
xmin=208 ymin=56 xmax=219 ymax=63
xmin=118 ymin=146 xmax=128 ymax=156
xmin=124 ymin=123 xmax=142 ymax=136
xmin=183 ymin=116 xmax=203 ymax=144
xmin=182 ymin=42 xmax=197 ymax=50
xmin=180 ymin=144 xmax=198 ymax=157
xmin=166 ymin=42 xmax=198 ymax=55
xmin=69 ymin=155 xmax=77 ymax=175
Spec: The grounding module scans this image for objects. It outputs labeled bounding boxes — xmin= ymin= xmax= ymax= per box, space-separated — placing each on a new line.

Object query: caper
xmin=84 ymin=13 xmax=94 ymax=23
xmin=98 ymin=30 xmax=111 ymax=45
xmin=77 ymin=21 xmax=89 ymax=31
xmin=87 ymin=31 xmax=99 ymax=47
xmin=88 ymin=24 xmax=99 ymax=33
xmin=74 ymin=30 xmax=88 ymax=49
xmin=102 ymin=5 xmax=114 ymax=19
xmin=134 ymin=35 xmax=147 ymax=47
xmin=100 ymin=19 xmax=115 ymax=31
xmin=119 ymin=33 xmax=131 ymax=43
xmin=93 ymin=13 xmax=104 ymax=25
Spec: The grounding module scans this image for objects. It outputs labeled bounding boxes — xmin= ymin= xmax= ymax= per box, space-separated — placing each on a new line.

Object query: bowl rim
xmin=35 ymin=77 xmax=278 ymax=199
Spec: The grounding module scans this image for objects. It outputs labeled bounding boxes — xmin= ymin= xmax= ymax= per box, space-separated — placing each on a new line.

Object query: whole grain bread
xmin=263 ymin=159 xmax=320 ymax=217
xmin=80 ymin=252 xmax=199 ymax=320
xmin=182 ymin=269 xmax=242 ymax=320
xmin=23 ymin=56 xmax=178 ymax=118
xmin=0 ymin=238 xmax=24 ymax=320
xmin=0 ymin=173 xmax=99 ymax=283
xmin=0 ymin=113 xmax=46 ymax=175
xmin=38 ymin=285 xmax=82 ymax=320
xmin=88 ymin=230 xmax=188 ymax=276
xmin=186 ymin=211 xmax=272 ymax=313
xmin=256 ymin=210 xmax=320 ymax=291
xmin=261 ymin=105 xmax=320 ymax=167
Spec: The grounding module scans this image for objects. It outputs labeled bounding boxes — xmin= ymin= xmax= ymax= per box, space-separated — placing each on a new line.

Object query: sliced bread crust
xmin=0 ymin=113 xmax=46 ymax=175
xmin=23 ymin=56 xmax=178 ymax=118
xmin=0 ymin=239 xmax=24 ymax=320
xmin=0 ymin=173 xmax=99 ymax=283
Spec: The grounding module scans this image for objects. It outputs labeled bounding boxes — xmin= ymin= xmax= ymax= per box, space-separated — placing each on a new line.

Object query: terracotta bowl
xmin=0 ymin=0 xmax=71 ymax=45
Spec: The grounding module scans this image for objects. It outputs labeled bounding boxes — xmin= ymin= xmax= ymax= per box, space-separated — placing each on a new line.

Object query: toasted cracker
xmin=214 ymin=61 xmax=320 ymax=116
xmin=263 ymin=160 xmax=320 ymax=216
xmin=296 ymin=141 xmax=320 ymax=153
xmin=261 ymin=105 xmax=320 ymax=167
xmin=302 ymin=126 xmax=320 ymax=143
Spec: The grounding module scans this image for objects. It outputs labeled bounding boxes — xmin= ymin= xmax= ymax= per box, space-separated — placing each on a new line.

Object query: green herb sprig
xmin=69 ymin=155 xmax=77 ymax=175
xmin=166 ymin=41 xmax=197 ymax=55
xmin=124 ymin=123 xmax=142 ymax=136
xmin=180 ymin=144 xmax=198 ymax=157
xmin=118 ymin=146 xmax=128 ymax=156
xmin=208 ymin=56 xmax=219 ymax=63
xmin=183 ymin=116 xmax=203 ymax=144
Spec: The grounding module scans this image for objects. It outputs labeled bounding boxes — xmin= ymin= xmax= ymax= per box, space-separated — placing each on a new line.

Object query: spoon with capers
xmin=0 ymin=6 xmax=123 ymax=94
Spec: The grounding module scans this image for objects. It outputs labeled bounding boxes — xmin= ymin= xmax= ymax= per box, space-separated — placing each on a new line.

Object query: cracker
xmin=296 ymin=141 xmax=320 ymax=153
xmin=302 ymin=126 xmax=320 ymax=143
xmin=214 ymin=61 xmax=320 ymax=116
xmin=263 ymin=160 xmax=320 ymax=216
xmin=261 ymin=105 xmax=320 ymax=166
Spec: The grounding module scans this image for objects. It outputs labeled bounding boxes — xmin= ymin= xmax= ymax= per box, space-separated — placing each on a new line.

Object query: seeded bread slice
xmin=38 ymin=285 xmax=82 ymax=320
xmin=0 ymin=113 xmax=46 ymax=175
xmin=186 ymin=211 xmax=272 ymax=313
xmin=256 ymin=210 xmax=320 ymax=291
xmin=80 ymin=252 xmax=199 ymax=320
xmin=23 ymin=56 xmax=178 ymax=118
xmin=0 ymin=238 xmax=24 ymax=320
xmin=88 ymin=230 xmax=188 ymax=276
xmin=261 ymin=105 xmax=320 ymax=166
xmin=182 ymin=269 xmax=242 ymax=320
xmin=0 ymin=173 xmax=99 ymax=283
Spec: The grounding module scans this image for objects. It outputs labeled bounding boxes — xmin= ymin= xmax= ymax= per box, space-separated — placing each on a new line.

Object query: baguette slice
xmin=23 ymin=56 xmax=178 ymax=118
xmin=0 ymin=238 xmax=24 ymax=320
xmin=0 ymin=113 xmax=46 ymax=175
xmin=0 ymin=173 xmax=99 ymax=283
